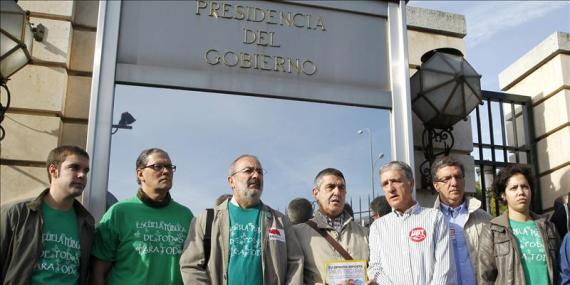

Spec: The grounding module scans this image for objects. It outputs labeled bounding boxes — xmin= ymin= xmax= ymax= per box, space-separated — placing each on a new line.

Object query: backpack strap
xmin=203 ymin=208 xmax=214 ymax=268
xmin=305 ymin=220 xmax=353 ymax=260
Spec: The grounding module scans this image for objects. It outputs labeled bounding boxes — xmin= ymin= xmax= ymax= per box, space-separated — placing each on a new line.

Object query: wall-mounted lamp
xmin=112 ymin=112 xmax=136 ymax=134
xmin=1 ymin=0 xmax=45 ymax=141
xmin=410 ymin=48 xmax=482 ymax=191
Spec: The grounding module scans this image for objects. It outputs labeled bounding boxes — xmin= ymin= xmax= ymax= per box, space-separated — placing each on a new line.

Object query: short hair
xmin=287 ymin=198 xmax=313 ymax=224
xmin=492 ymin=164 xmax=534 ymax=201
xmin=46 ymin=145 xmax=89 ymax=182
xmin=215 ymin=194 xmax=232 ymax=206
xmin=228 ymin=154 xmax=260 ymax=176
xmin=135 ymin=148 xmax=169 ymax=185
xmin=431 ymin=156 xmax=465 ymax=180
xmin=314 ymin=168 xmax=345 ymax=188
xmin=379 ymin=161 xmax=414 ymax=181
xmin=370 ymin=196 xmax=391 ymax=218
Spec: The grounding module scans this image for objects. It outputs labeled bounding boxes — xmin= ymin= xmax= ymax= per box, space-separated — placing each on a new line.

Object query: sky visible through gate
xmin=107 ymin=1 xmax=569 ymax=215
xmin=109 ymin=85 xmax=392 ymax=214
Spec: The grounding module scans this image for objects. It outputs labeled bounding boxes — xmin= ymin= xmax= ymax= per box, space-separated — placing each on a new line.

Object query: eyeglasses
xmin=230 ymin=167 xmax=266 ymax=176
xmin=434 ymin=175 xmax=464 ymax=184
xmin=142 ymin=164 xmax=177 ymax=172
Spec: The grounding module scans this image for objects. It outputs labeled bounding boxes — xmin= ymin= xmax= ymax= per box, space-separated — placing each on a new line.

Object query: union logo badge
xmin=408 ymin=227 xmax=427 ymax=242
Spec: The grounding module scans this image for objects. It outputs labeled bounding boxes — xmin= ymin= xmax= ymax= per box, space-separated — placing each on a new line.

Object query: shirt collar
xmin=393 ymin=202 xmax=420 ymax=217
xmin=314 ymin=210 xmax=346 ymax=232
xmin=439 ymin=199 xmax=468 ymax=217
xmin=229 ymin=196 xmax=261 ymax=209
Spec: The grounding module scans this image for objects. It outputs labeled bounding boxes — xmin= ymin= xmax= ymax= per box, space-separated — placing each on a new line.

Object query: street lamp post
xmin=357 ymin=128 xmax=375 ymax=199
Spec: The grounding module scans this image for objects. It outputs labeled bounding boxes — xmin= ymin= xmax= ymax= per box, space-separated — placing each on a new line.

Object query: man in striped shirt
xmin=368 ymin=161 xmax=457 ymax=285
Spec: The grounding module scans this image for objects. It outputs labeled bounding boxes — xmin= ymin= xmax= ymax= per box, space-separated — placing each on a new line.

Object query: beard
xmin=236 ymin=186 xmax=262 ymax=207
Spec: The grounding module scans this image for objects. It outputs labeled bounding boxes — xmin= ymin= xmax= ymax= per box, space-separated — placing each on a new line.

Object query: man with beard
xmin=91 ymin=148 xmax=194 ymax=285
xmin=291 ymin=168 xmax=374 ymax=285
xmin=180 ymin=154 xmax=303 ymax=285
xmin=1 ymin=145 xmax=94 ymax=285
xmin=368 ymin=161 xmax=456 ymax=285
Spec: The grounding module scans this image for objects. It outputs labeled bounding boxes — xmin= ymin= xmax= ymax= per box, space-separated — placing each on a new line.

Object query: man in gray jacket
xmin=291 ymin=168 xmax=373 ymax=285
xmin=1 ymin=145 xmax=94 ymax=285
xmin=180 ymin=154 xmax=303 ymax=285
xmin=432 ymin=156 xmax=491 ymax=285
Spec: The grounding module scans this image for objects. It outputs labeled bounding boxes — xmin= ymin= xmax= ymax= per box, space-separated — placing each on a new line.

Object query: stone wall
xmin=0 ymin=0 xmax=98 ymax=203
xmin=499 ymin=32 xmax=570 ymax=211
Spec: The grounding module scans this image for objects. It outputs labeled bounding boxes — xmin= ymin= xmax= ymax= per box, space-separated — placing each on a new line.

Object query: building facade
xmin=1 ymin=1 xmax=565 ymax=218
xmin=499 ymin=31 xmax=570 ymax=211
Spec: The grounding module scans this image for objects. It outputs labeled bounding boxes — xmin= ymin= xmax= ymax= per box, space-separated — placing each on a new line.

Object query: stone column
xmin=499 ymin=32 xmax=570 ymax=211
xmin=405 ymin=7 xmax=476 ymax=206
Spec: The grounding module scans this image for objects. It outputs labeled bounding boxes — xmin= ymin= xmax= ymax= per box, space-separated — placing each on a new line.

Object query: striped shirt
xmin=368 ymin=202 xmax=457 ymax=285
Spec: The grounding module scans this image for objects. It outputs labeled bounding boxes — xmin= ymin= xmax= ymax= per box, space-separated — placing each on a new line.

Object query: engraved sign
xmin=116 ymin=1 xmax=391 ymax=107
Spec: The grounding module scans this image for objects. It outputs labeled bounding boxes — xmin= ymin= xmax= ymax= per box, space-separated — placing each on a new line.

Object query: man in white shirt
xmin=368 ymin=161 xmax=457 ymax=285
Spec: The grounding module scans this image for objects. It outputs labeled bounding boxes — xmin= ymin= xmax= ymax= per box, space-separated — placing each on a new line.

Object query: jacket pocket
xmin=492 ymin=232 xmax=511 ymax=256
xmin=494 ymin=241 xmax=511 ymax=256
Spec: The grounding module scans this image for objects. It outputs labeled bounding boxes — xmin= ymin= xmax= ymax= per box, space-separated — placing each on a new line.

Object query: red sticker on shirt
xmin=409 ymin=227 xmax=427 ymax=242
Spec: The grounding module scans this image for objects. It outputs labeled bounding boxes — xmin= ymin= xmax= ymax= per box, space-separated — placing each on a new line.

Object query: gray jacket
xmin=179 ymin=199 xmax=303 ymax=285
xmin=477 ymin=212 xmax=560 ymax=285
xmin=0 ymin=189 xmax=94 ymax=285
xmin=434 ymin=195 xmax=492 ymax=273
xmin=291 ymin=211 xmax=369 ymax=285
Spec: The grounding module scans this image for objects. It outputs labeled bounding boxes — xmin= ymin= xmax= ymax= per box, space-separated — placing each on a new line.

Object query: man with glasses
xmin=180 ymin=154 xmax=303 ymax=285
xmin=91 ymin=148 xmax=193 ymax=285
xmin=432 ymin=156 xmax=491 ymax=285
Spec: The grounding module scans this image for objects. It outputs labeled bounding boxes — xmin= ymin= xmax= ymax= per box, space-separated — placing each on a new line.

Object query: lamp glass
xmin=446 ymin=84 xmax=465 ymax=116
xmin=412 ymin=96 xmax=437 ymax=123
xmin=411 ymin=49 xmax=482 ymax=129
xmin=424 ymin=78 xmax=455 ymax=111
xmin=0 ymin=33 xmax=17 ymax=57
xmin=441 ymin=53 xmax=462 ymax=73
xmin=1 ymin=46 xmax=28 ymax=78
xmin=1 ymin=13 xmax=24 ymax=51
xmin=464 ymin=80 xmax=482 ymax=111
xmin=422 ymin=68 xmax=454 ymax=91
xmin=461 ymin=60 xmax=480 ymax=77
xmin=0 ymin=1 xmax=33 ymax=79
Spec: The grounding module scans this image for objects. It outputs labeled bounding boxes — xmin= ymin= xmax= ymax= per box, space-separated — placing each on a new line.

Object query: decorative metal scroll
xmin=419 ymin=126 xmax=455 ymax=192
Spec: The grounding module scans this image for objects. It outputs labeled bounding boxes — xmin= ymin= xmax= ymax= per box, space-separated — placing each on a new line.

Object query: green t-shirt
xmin=510 ymin=219 xmax=550 ymax=285
xmin=92 ymin=196 xmax=193 ymax=285
xmin=30 ymin=203 xmax=80 ymax=285
xmin=227 ymin=202 xmax=263 ymax=285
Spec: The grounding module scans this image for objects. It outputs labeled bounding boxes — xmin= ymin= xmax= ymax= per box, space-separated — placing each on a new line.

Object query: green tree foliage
xmin=474 ymin=181 xmax=507 ymax=217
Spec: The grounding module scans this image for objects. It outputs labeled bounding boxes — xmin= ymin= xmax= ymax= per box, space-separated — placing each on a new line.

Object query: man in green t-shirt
xmin=91 ymin=148 xmax=194 ymax=285
xmin=180 ymin=154 xmax=303 ymax=285
xmin=1 ymin=145 xmax=94 ymax=285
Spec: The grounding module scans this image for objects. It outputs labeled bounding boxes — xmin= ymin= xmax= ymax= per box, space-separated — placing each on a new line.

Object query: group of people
xmin=1 ymin=145 xmax=568 ymax=285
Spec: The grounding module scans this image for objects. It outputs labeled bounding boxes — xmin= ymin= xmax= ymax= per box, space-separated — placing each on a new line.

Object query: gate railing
xmin=471 ymin=90 xmax=540 ymax=216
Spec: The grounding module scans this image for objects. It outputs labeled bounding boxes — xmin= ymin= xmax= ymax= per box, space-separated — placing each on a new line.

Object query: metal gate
xmin=471 ymin=90 xmax=540 ymax=216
